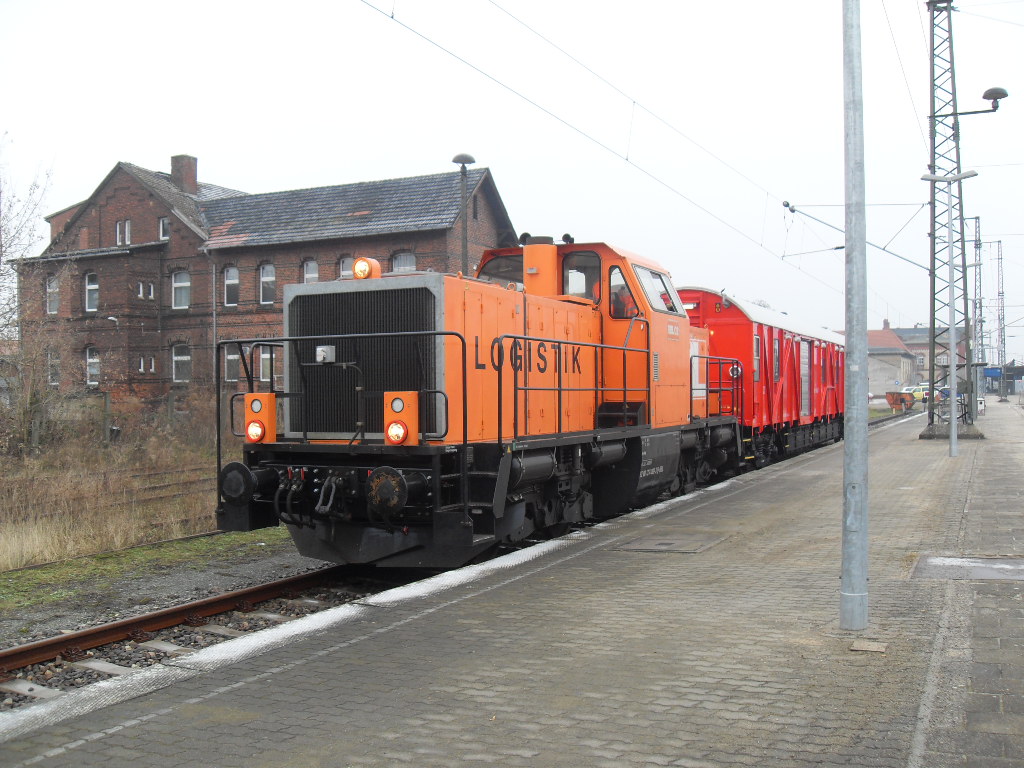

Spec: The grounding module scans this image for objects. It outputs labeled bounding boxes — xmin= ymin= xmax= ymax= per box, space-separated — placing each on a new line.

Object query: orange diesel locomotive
xmin=216 ymin=237 xmax=844 ymax=567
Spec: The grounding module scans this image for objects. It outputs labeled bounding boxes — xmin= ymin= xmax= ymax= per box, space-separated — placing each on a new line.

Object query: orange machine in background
xmin=215 ymin=236 xmax=842 ymax=568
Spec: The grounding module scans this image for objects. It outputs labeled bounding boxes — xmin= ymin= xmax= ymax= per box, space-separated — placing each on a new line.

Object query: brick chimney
xmin=883 ymin=318 xmax=890 ymax=330
xmin=170 ymin=155 xmax=198 ymax=195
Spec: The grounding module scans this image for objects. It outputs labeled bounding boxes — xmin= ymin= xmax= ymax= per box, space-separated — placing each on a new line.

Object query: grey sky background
xmin=2 ymin=0 xmax=1021 ymax=358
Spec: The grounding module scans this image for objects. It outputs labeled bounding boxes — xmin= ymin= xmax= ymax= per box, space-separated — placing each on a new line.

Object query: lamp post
xmin=452 ymin=153 xmax=475 ymax=275
xmin=922 ymin=169 xmax=978 ymax=457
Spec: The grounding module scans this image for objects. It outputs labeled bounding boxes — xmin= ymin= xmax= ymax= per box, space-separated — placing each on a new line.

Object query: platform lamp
xmin=922 ymin=169 xmax=978 ymax=458
xmin=452 ymin=153 xmax=475 ymax=275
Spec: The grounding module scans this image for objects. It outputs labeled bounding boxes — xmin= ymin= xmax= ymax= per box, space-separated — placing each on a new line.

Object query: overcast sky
xmin=2 ymin=0 xmax=1021 ymax=357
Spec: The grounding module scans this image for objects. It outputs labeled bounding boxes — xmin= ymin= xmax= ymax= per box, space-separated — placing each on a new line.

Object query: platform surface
xmin=2 ymin=398 xmax=1023 ymax=767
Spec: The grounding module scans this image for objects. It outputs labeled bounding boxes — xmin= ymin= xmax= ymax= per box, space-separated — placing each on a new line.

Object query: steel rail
xmin=0 ymin=564 xmax=350 ymax=676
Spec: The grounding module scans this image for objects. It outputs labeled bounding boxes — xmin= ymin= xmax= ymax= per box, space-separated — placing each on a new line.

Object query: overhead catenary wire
xmin=357 ymin=0 xmax=776 ymax=256
xmin=359 ymin=0 xmax=926 ymax=324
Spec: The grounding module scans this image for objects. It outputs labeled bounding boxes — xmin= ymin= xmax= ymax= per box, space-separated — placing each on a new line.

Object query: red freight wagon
xmin=678 ymin=288 xmax=845 ymax=467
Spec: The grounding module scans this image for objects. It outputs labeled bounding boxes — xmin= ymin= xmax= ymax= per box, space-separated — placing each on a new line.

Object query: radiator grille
xmin=286 ymin=287 xmax=438 ymax=435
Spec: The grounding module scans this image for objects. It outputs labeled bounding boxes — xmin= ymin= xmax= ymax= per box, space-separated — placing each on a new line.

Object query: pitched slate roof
xmin=868 ymin=327 xmax=914 ymax=356
xmin=121 ymin=163 xmax=246 ymax=239
xmin=199 ymin=168 xmax=500 ymax=250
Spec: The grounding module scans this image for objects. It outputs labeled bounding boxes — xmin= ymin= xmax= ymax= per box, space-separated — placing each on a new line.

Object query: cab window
xmin=634 ymin=265 xmax=680 ymax=313
xmin=609 ymin=267 xmax=638 ymax=319
xmin=562 ymin=251 xmax=601 ymax=301
xmin=478 ymin=254 xmax=523 ymax=289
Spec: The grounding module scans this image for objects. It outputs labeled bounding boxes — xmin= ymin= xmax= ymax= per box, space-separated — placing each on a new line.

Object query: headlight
xmin=385 ymin=420 xmax=408 ymax=445
xmin=246 ymin=420 xmax=266 ymax=442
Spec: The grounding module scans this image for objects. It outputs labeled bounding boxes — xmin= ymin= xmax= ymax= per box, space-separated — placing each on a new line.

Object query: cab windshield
xmin=478 ymin=254 xmax=523 ymax=289
xmin=634 ymin=266 xmax=681 ymax=313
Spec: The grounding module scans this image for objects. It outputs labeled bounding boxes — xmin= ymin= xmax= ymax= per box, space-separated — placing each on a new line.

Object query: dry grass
xmin=0 ymin=395 xmax=225 ymax=572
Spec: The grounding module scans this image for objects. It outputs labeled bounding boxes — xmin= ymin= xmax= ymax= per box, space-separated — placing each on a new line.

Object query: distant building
xmin=889 ymin=323 xmax=967 ymax=386
xmin=868 ymin=320 xmax=917 ymax=394
xmin=16 ymin=156 xmax=516 ymax=403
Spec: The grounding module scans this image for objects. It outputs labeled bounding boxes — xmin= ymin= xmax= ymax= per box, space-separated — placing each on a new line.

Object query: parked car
xmin=902 ymin=384 xmax=933 ymax=401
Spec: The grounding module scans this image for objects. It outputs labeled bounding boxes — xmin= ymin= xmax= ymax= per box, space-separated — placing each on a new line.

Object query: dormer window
xmin=159 ymin=217 xmax=171 ymax=240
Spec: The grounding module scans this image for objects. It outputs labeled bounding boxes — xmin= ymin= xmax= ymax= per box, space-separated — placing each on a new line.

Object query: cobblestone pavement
xmin=1 ymin=399 xmax=1022 ymax=767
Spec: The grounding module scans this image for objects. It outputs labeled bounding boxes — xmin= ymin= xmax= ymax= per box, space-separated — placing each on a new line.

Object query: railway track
xmin=0 ymin=565 xmax=414 ymax=711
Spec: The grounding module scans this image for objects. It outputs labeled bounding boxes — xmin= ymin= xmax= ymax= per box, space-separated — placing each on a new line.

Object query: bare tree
xmin=0 ymin=141 xmax=56 ymax=452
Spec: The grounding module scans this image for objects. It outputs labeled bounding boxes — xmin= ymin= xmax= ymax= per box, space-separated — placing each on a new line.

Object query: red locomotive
xmin=216 ymin=237 xmax=844 ymax=567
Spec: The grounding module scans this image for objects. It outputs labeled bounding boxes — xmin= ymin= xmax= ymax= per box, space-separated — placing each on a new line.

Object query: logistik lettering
xmin=476 ymin=337 xmax=584 ymax=374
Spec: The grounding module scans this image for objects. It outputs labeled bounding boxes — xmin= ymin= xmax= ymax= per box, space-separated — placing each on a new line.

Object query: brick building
xmin=867 ymin=320 xmax=918 ymax=394
xmin=16 ymin=155 xmax=515 ymax=404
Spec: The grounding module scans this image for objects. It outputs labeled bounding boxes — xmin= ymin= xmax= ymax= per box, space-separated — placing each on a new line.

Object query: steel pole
xmin=947 ymin=193 xmax=959 ymax=456
xmin=841 ymin=0 xmax=869 ymax=631
xmin=460 ymin=164 xmax=469 ymax=275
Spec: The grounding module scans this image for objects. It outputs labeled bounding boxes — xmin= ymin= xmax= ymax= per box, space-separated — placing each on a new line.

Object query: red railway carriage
xmin=678 ymin=288 xmax=844 ymax=467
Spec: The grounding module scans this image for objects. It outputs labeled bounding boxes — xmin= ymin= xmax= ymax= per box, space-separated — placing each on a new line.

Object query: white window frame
xmin=224 ymin=266 xmax=239 ymax=306
xmin=159 ymin=217 xmax=171 ymax=240
xmin=138 ymin=357 xmax=145 ymax=374
xmin=149 ymin=356 xmax=156 ymax=373
xmin=172 ymin=344 xmax=192 ymax=383
xmin=45 ymin=275 xmax=59 ymax=315
xmin=259 ymin=264 xmax=276 ymax=305
xmin=84 ymin=273 xmax=99 ymax=312
xmin=47 ymin=351 xmax=60 ymax=386
xmin=148 ymin=283 xmax=155 ymax=300
xmin=171 ymin=270 xmax=191 ymax=309
xmin=303 ymin=260 xmax=319 ymax=283
xmin=260 ymin=347 xmax=272 ymax=382
xmin=392 ymin=251 xmax=415 ymax=273
xmin=85 ymin=346 xmax=100 ymax=386
xmin=224 ymin=347 xmax=240 ymax=383
xmin=116 ymin=221 xmax=123 ymax=246
xmin=124 ymin=219 xmax=131 ymax=245
xmin=339 ymin=256 xmax=353 ymax=279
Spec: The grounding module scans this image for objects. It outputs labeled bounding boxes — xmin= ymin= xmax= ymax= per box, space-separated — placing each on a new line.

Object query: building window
xmin=85 ymin=346 xmax=100 ymax=386
xmin=45 ymin=275 xmax=59 ymax=315
xmin=171 ymin=270 xmax=191 ymax=309
xmin=149 ymin=356 xmax=156 ymax=373
xmin=172 ymin=344 xmax=192 ymax=382
xmin=260 ymin=347 xmax=272 ymax=382
xmin=937 ymin=354 xmax=949 ymax=366
xmin=259 ymin=264 xmax=276 ymax=304
xmin=223 ymin=267 xmax=239 ymax=306
xmin=916 ymin=353 xmax=925 ymax=367
xmin=148 ymin=283 xmax=155 ymax=300
xmin=339 ymin=256 xmax=353 ymax=279
xmin=159 ymin=217 xmax=171 ymax=240
xmin=116 ymin=220 xmax=132 ymax=246
xmin=84 ymin=273 xmax=99 ymax=312
xmin=472 ymin=194 xmax=479 ymax=220
xmin=137 ymin=282 xmax=145 ymax=298
xmin=138 ymin=357 xmax=145 ymax=374
xmin=224 ymin=347 xmax=240 ymax=382
xmin=392 ymin=251 xmax=415 ymax=273
xmin=47 ymin=351 xmax=60 ymax=386
xmin=303 ymin=260 xmax=319 ymax=283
